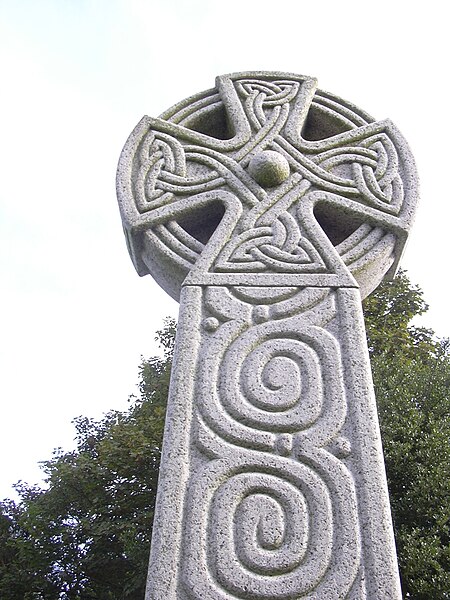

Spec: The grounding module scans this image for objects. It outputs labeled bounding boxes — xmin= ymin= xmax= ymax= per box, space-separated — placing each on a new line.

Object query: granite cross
xmin=117 ymin=72 xmax=418 ymax=600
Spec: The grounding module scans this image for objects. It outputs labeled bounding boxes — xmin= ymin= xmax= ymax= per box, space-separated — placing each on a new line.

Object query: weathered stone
xmin=117 ymin=72 xmax=418 ymax=599
xmin=248 ymin=150 xmax=291 ymax=187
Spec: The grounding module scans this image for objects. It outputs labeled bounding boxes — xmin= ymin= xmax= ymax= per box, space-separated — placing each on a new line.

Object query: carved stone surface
xmin=117 ymin=72 xmax=418 ymax=599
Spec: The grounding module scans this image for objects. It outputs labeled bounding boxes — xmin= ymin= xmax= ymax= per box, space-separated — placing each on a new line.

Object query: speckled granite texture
xmin=117 ymin=72 xmax=418 ymax=599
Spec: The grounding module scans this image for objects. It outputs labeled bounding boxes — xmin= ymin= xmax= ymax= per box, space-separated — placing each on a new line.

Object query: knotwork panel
xmin=117 ymin=72 xmax=418 ymax=299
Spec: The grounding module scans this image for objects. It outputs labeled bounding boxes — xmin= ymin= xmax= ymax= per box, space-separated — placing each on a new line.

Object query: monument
xmin=116 ymin=72 xmax=418 ymax=599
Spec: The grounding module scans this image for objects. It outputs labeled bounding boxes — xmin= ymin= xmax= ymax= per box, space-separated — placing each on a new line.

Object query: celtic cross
xmin=117 ymin=72 xmax=418 ymax=599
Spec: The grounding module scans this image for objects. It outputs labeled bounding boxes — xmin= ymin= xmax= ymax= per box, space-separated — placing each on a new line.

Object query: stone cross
xmin=117 ymin=72 xmax=418 ymax=599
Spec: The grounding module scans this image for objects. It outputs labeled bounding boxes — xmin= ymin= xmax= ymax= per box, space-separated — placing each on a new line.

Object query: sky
xmin=0 ymin=0 xmax=448 ymax=500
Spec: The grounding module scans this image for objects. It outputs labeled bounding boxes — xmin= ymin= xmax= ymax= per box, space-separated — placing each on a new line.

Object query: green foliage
xmin=1 ymin=279 xmax=449 ymax=599
xmin=364 ymin=272 xmax=450 ymax=599
xmin=0 ymin=319 xmax=174 ymax=599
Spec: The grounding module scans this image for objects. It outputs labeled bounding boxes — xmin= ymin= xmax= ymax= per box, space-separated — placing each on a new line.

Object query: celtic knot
xmin=118 ymin=71 xmax=418 ymax=299
xmin=235 ymin=79 xmax=300 ymax=134
xmin=136 ymin=132 xmax=183 ymax=209
xmin=313 ymin=132 xmax=403 ymax=214
xmin=216 ymin=211 xmax=326 ymax=273
xmin=135 ymin=131 xmax=227 ymax=213
xmin=237 ymin=79 xmax=300 ymax=106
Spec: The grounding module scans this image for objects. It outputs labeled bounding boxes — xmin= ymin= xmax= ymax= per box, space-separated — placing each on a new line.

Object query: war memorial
xmin=117 ymin=72 xmax=418 ymax=599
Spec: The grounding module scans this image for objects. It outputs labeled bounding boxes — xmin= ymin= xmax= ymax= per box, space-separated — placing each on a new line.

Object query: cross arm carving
xmin=117 ymin=72 xmax=418 ymax=299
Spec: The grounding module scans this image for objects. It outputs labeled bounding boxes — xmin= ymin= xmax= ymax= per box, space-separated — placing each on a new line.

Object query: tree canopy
xmin=1 ymin=275 xmax=449 ymax=599
xmin=364 ymin=273 xmax=450 ymax=598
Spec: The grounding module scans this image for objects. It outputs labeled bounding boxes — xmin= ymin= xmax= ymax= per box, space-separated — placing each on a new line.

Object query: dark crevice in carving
xmin=177 ymin=202 xmax=226 ymax=244
xmin=314 ymin=203 xmax=364 ymax=246
xmin=184 ymin=105 xmax=233 ymax=140
xmin=302 ymin=105 xmax=353 ymax=141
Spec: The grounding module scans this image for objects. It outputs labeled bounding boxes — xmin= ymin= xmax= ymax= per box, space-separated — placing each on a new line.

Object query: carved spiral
xmin=183 ymin=457 xmax=334 ymax=599
xmin=182 ymin=289 xmax=360 ymax=599
xmin=237 ymin=338 xmax=322 ymax=426
xmin=218 ymin=323 xmax=339 ymax=435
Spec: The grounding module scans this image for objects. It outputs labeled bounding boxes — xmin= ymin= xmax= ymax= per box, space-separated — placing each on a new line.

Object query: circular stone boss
xmin=117 ymin=72 xmax=418 ymax=300
xmin=248 ymin=151 xmax=291 ymax=187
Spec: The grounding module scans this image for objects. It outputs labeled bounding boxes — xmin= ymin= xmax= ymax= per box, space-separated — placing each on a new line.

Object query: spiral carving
xmin=176 ymin=287 xmax=364 ymax=599
xmin=183 ymin=457 xmax=335 ymax=599
xmin=233 ymin=337 xmax=323 ymax=427
xmin=196 ymin=291 xmax=346 ymax=450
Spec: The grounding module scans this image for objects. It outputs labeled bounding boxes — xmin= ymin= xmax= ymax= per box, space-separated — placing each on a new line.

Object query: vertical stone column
xmin=146 ymin=285 xmax=402 ymax=599
xmin=116 ymin=72 xmax=419 ymax=599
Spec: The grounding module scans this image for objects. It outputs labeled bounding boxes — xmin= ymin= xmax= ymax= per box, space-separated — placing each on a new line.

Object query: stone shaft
xmin=146 ymin=284 xmax=401 ymax=599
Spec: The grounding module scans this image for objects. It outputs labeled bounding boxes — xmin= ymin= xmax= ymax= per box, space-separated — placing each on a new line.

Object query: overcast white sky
xmin=1 ymin=0 xmax=448 ymax=499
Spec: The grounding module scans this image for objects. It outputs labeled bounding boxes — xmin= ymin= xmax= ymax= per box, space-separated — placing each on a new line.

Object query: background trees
xmin=1 ymin=276 xmax=448 ymax=599
xmin=364 ymin=273 xmax=450 ymax=598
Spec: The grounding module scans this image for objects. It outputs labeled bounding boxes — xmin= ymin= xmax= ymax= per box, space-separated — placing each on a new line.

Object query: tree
xmin=364 ymin=273 xmax=450 ymax=598
xmin=0 ymin=277 xmax=449 ymax=598
xmin=0 ymin=319 xmax=175 ymax=600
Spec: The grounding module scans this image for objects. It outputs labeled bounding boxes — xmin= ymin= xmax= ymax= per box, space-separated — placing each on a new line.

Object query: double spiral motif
xmin=182 ymin=290 xmax=360 ymax=599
